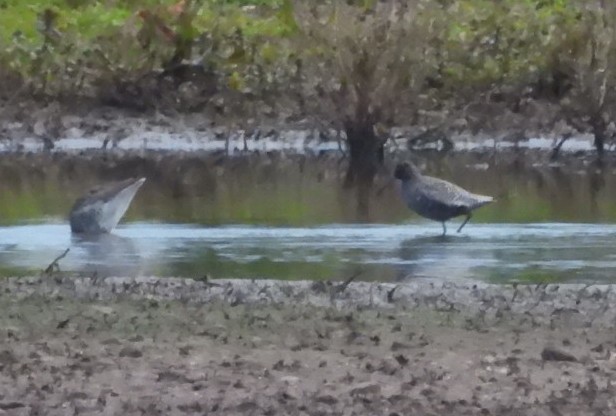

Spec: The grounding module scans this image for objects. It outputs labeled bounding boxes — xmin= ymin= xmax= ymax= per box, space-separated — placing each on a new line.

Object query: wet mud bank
xmin=0 ymin=98 xmax=612 ymax=159
xmin=4 ymin=276 xmax=616 ymax=327
xmin=0 ymin=96 xmax=604 ymax=155
xmin=2 ymin=277 xmax=616 ymax=415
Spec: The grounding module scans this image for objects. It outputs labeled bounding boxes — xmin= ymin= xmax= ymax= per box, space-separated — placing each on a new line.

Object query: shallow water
xmin=2 ymin=222 xmax=616 ymax=283
xmin=2 ymin=151 xmax=616 ymax=282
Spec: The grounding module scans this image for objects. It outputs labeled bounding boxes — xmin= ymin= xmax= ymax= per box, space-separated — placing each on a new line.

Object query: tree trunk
xmin=594 ymin=128 xmax=605 ymax=156
xmin=591 ymin=115 xmax=606 ymax=157
xmin=588 ymin=164 xmax=605 ymax=217
xmin=343 ymin=119 xmax=384 ymax=220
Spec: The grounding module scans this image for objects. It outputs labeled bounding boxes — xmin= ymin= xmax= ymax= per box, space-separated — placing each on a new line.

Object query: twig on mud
xmin=91 ymin=271 xmax=101 ymax=286
xmin=387 ymin=286 xmax=398 ymax=303
xmin=196 ymin=274 xmax=222 ymax=289
xmin=328 ymin=271 xmax=363 ymax=306
xmin=56 ymin=318 xmax=70 ymax=329
xmin=511 ymin=283 xmax=519 ymax=303
xmin=576 ymin=284 xmax=593 ymax=301
xmin=334 ymin=271 xmax=362 ymax=294
xmin=43 ymin=248 xmax=70 ymax=275
xmin=525 ymin=285 xmax=549 ymax=314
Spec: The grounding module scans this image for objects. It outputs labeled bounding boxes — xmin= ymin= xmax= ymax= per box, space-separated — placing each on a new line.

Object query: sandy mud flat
xmin=0 ymin=276 xmax=616 ymax=415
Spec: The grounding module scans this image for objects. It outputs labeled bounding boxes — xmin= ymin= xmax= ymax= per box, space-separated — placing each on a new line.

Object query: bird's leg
xmin=441 ymin=222 xmax=447 ymax=236
xmin=457 ymin=214 xmax=472 ymax=233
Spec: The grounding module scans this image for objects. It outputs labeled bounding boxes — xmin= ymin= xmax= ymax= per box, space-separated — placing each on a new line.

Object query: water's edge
xmin=6 ymin=276 xmax=615 ymax=327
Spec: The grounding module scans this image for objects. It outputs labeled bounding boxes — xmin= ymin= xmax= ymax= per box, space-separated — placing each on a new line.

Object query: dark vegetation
xmin=1 ymin=0 xmax=616 ymax=211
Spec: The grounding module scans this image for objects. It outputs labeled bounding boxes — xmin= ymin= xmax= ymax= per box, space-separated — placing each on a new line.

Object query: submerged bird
xmin=394 ymin=161 xmax=493 ymax=235
xmin=69 ymin=177 xmax=146 ymax=234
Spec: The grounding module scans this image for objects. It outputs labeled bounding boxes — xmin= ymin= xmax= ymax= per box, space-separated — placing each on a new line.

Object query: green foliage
xmin=0 ymin=0 xmax=608 ymax=124
xmin=0 ymin=0 xmax=293 ymax=96
xmin=440 ymin=0 xmax=580 ymax=88
xmin=288 ymin=0 xmax=442 ymax=127
xmin=552 ymin=1 xmax=616 ymax=152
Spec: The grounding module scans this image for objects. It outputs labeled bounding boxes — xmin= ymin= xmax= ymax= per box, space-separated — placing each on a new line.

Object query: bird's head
xmin=394 ymin=161 xmax=421 ymax=181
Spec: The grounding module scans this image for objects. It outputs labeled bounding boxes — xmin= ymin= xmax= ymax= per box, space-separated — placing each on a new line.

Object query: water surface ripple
xmin=1 ymin=222 xmax=615 ymax=283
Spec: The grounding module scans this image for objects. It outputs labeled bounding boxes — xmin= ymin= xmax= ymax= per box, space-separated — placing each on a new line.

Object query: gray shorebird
xmin=69 ymin=177 xmax=146 ymax=234
xmin=394 ymin=162 xmax=493 ymax=235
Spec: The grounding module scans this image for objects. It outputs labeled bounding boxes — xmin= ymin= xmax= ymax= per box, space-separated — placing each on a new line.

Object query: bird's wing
xmin=420 ymin=176 xmax=493 ymax=208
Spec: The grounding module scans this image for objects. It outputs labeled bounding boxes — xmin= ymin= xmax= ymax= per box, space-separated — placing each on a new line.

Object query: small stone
xmin=0 ymin=402 xmax=25 ymax=410
xmin=391 ymin=341 xmax=410 ymax=351
xmin=157 ymin=371 xmax=185 ymax=382
xmin=541 ymin=346 xmax=577 ymax=362
xmin=394 ymin=354 xmax=409 ymax=366
xmin=316 ymin=395 xmax=338 ymax=405
xmin=118 ymin=347 xmax=142 ymax=358
xmin=591 ymin=344 xmax=604 ymax=353
xmin=280 ymin=376 xmax=300 ymax=384
xmin=235 ymin=401 xmax=258 ymax=412
xmin=349 ymin=382 xmax=381 ymax=397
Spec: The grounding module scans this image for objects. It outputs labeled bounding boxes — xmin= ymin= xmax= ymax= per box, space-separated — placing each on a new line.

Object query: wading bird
xmin=394 ymin=162 xmax=493 ymax=235
xmin=70 ymin=178 xmax=146 ymax=234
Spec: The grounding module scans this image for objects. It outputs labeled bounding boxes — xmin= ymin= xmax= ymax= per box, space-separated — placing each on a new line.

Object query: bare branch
xmin=44 ymin=248 xmax=70 ymax=275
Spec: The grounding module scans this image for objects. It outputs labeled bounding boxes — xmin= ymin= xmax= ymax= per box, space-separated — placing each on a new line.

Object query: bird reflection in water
xmin=70 ymin=233 xmax=144 ymax=278
xmin=395 ymin=235 xmax=475 ymax=281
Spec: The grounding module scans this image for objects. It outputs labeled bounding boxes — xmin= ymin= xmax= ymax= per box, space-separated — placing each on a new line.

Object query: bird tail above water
xmin=470 ymin=194 xmax=494 ymax=209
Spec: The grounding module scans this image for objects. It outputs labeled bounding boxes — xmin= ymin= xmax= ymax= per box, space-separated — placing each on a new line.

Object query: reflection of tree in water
xmin=497 ymin=159 xmax=609 ymax=220
xmin=530 ymin=162 xmax=606 ymax=219
xmin=70 ymin=233 xmax=144 ymax=278
xmin=4 ymin=152 xmax=616 ymax=226
xmin=588 ymin=163 xmax=606 ymax=217
xmin=548 ymin=166 xmax=575 ymax=200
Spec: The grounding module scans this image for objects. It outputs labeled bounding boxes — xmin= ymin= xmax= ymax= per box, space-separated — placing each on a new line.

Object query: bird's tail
xmin=471 ymin=194 xmax=494 ymax=209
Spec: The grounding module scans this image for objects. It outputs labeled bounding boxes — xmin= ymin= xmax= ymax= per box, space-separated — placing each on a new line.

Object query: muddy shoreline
xmin=4 ymin=276 xmax=616 ymax=327
xmin=0 ymin=98 xmax=607 ymax=156
xmin=7 ymin=276 xmax=616 ymax=328
xmin=2 ymin=277 xmax=616 ymax=415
